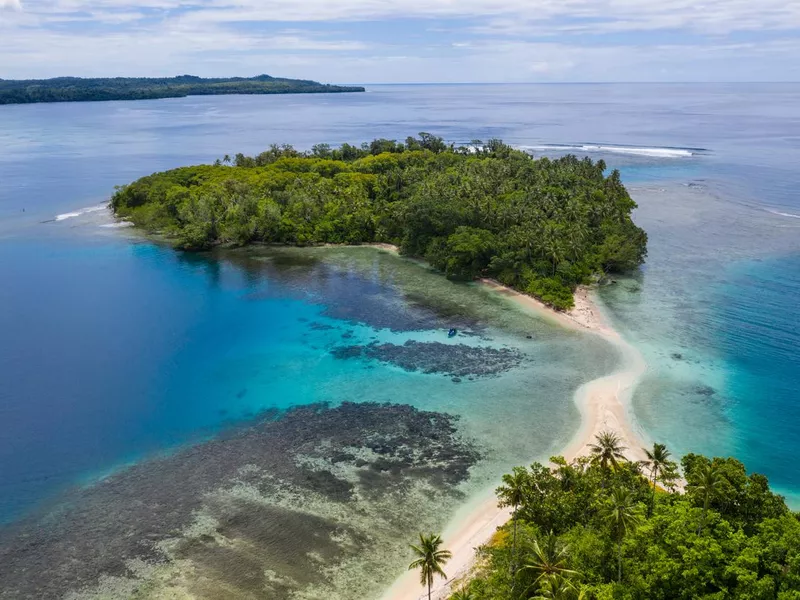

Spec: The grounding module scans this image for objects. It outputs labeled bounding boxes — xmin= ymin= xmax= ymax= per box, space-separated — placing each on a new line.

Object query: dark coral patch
xmin=0 ymin=403 xmax=480 ymax=600
xmin=332 ymin=340 xmax=524 ymax=378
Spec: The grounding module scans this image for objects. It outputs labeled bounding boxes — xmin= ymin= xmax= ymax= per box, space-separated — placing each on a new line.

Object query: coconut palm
xmin=450 ymin=585 xmax=474 ymax=600
xmin=589 ymin=431 xmax=627 ymax=476
xmin=601 ymin=488 xmax=643 ymax=582
xmin=497 ymin=467 xmax=529 ymax=576
xmin=532 ymin=573 xmax=586 ymax=600
xmin=521 ymin=533 xmax=579 ymax=589
xmin=689 ymin=463 xmax=725 ymax=534
xmin=409 ymin=533 xmax=452 ymax=600
xmin=642 ymin=442 xmax=673 ymax=516
xmin=222 ymin=154 xmax=231 ymax=165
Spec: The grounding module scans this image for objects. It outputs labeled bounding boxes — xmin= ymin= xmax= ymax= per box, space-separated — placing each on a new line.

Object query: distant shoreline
xmin=0 ymin=74 xmax=365 ymax=106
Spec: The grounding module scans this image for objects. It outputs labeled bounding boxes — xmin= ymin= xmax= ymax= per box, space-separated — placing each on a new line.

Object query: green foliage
xmin=426 ymin=227 xmax=497 ymax=280
xmin=465 ymin=439 xmax=799 ymax=600
xmin=680 ymin=454 xmax=790 ymax=541
xmin=589 ymin=431 xmax=628 ymax=472
xmin=0 ymin=75 xmax=364 ymax=105
xmin=111 ymin=136 xmax=647 ymax=308
xmin=410 ymin=533 xmax=453 ymax=600
xmin=521 ymin=533 xmax=581 ymax=588
xmin=451 ymin=586 xmax=476 ymax=600
xmin=642 ymin=442 xmax=679 ymax=516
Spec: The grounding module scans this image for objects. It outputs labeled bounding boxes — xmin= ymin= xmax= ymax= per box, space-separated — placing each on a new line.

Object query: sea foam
xmin=54 ymin=204 xmax=107 ymax=222
xmin=519 ymin=144 xmax=698 ymax=158
xmin=766 ymin=208 xmax=800 ymax=219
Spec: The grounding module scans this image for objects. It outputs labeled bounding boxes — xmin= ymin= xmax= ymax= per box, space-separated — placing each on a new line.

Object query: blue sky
xmin=1 ymin=0 xmax=799 ymax=82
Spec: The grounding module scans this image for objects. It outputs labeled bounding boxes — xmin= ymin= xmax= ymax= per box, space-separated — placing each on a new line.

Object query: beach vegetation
xmin=497 ymin=467 xmax=531 ymax=579
xmin=410 ymin=533 xmax=453 ymax=600
xmin=588 ymin=431 xmax=628 ymax=473
xmin=453 ymin=435 xmax=800 ymax=599
xmin=451 ymin=586 xmax=475 ymax=600
xmin=111 ymin=135 xmax=648 ymax=309
xmin=641 ymin=442 xmax=675 ymax=516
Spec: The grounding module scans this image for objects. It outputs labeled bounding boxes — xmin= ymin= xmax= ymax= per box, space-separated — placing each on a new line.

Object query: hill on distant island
xmin=0 ymin=74 xmax=365 ymax=105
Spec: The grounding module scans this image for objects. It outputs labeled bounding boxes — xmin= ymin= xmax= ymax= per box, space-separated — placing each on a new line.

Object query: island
xmin=110 ymin=135 xmax=648 ymax=309
xmin=0 ymin=74 xmax=365 ymax=105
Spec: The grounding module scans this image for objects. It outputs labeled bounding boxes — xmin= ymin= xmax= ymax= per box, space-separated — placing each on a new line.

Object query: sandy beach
xmin=380 ymin=278 xmax=649 ymax=600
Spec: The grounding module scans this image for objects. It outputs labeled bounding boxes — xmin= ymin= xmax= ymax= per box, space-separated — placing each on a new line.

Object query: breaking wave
xmin=766 ymin=208 xmax=800 ymax=219
xmin=54 ymin=204 xmax=108 ymax=222
xmin=519 ymin=144 xmax=701 ymax=159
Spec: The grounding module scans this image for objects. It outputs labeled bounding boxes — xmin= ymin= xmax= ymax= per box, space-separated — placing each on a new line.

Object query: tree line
xmin=412 ymin=434 xmax=800 ymax=599
xmin=0 ymin=75 xmax=364 ymax=105
xmin=111 ymin=134 xmax=648 ymax=309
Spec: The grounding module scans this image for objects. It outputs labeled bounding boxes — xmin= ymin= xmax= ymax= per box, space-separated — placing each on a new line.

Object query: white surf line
xmin=518 ymin=144 xmax=699 ymax=159
xmin=54 ymin=204 xmax=108 ymax=222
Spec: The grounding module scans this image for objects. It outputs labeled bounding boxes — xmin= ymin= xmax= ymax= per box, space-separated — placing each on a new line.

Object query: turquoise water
xmin=1 ymin=83 xmax=799 ymax=595
xmin=715 ymin=256 xmax=800 ymax=501
xmin=0 ymin=237 xmax=613 ymax=522
xmin=595 ymin=180 xmax=800 ymax=504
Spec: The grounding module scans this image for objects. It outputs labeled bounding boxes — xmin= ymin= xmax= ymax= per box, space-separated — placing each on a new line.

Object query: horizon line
xmin=2 ymin=75 xmax=798 ymax=86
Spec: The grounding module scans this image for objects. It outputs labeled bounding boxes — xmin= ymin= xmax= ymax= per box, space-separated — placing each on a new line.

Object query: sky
xmin=1 ymin=0 xmax=799 ymax=82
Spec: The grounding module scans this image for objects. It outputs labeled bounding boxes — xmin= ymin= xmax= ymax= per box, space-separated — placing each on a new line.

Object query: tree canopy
xmin=111 ymin=134 xmax=648 ymax=309
xmin=456 ymin=443 xmax=800 ymax=599
xmin=0 ymin=74 xmax=364 ymax=105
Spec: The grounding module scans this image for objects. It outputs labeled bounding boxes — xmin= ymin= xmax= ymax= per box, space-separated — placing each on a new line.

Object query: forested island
xmin=421 ymin=436 xmax=800 ymax=600
xmin=0 ymin=75 xmax=364 ymax=105
xmin=111 ymin=135 xmax=648 ymax=309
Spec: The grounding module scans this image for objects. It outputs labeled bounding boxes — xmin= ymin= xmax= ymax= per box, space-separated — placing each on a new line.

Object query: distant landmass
xmin=0 ymin=75 xmax=365 ymax=105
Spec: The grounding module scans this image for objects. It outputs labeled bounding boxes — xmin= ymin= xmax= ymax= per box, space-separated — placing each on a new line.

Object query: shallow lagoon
xmin=1 ymin=83 xmax=800 ymax=597
xmin=0 ymin=244 xmax=618 ymax=598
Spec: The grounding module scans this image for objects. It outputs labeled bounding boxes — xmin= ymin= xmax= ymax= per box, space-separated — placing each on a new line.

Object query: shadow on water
xmin=213 ymin=246 xmax=486 ymax=333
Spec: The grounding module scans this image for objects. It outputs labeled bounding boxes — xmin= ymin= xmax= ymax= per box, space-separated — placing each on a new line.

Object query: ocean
xmin=1 ymin=83 xmax=798 ymax=597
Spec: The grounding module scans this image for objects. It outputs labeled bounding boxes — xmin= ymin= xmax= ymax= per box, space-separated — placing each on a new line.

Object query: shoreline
xmin=381 ymin=275 xmax=649 ymax=600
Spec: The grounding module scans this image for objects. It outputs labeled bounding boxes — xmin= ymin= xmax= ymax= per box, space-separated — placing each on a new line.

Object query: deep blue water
xmin=0 ymin=238 xmax=359 ymax=513
xmin=1 ymin=83 xmax=799 ymax=524
xmin=716 ymin=256 xmax=800 ymax=496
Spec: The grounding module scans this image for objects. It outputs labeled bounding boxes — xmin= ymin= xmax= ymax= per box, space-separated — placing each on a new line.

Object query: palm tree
xmin=222 ymin=154 xmax=231 ymax=165
xmin=689 ymin=463 xmax=725 ymax=534
xmin=521 ymin=533 xmax=578 ymax=589
xmin=589 ymin=432 xmax=627 ymax=485
xmin=532 ymin=573 xmax=585 ymax=600
xmin=497 ymin=467 xmax=528 ymax=577
xmin=642 ymin=443 xmax=672 ymax=516
xmin=450 ymin=585 xmax=473 ymax=600
xmin=409 ymin=533 xmax=452 ymax=600
xmin=601 ymin=488 xmax=642 ymax=582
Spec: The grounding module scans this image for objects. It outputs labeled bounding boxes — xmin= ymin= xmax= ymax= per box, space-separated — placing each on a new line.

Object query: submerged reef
xmin=236 ymin=248 xmax=484 ymax=334
xmin=332 ymin=340 xmax=525 ymax=378
xmin=0 ymin=403 xmax=481 ymax=600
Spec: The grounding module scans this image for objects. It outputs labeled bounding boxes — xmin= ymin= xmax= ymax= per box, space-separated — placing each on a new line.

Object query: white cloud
xmin=1 ymin=0 xmax=22 ymax=11
xmin=1 ymin=0 xmax=799 ymax=81
xmin=131 ymin=0 xmax=800 ymax=35
xmin=9 ymin=0 xmax=800 ymax=33
xmin=1 ymin=21 xmax=797 ymax=83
